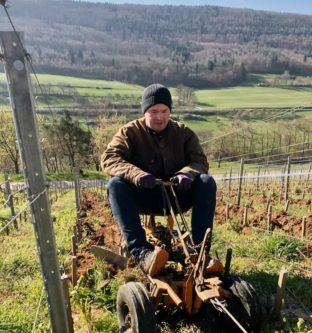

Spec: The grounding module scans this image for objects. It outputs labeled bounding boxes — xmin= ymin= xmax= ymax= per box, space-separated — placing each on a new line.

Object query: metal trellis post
xmin=0 ymin=31 xmax=71 ymax=333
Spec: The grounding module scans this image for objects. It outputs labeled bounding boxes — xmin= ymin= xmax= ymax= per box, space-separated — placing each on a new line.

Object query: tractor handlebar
xmin=155 ymin=178 xmax=179 ymax=187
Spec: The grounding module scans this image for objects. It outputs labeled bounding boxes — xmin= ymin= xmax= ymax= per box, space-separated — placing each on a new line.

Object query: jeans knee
xmin=198 ymin=174 xmax=217 ymax=193
xmin=107 ymin=176 xmax=128 ymax=195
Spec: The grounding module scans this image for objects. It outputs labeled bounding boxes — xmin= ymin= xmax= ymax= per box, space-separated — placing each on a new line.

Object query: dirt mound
xmin=215 ymin=202 xmax=312 ymax=241
xmin=80 ymin=189 xmax=123 ymax=253
xmin=73 ymin=189 xmax=123 ymax=278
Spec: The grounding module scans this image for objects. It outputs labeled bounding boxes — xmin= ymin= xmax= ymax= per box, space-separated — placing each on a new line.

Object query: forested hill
xmin=1 ymin=0 xmax=312 ymax=87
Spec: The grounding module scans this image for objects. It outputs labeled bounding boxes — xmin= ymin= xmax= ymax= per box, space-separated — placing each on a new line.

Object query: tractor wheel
xmin=117 ymin=282 xmax=156 ymax=333
xmin=220 ymin=275 xmax=262 ymax=333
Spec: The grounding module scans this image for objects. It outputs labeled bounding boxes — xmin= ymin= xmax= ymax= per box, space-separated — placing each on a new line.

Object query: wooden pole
xmin=225 ymin=202 xmax=229 ymax=222
xmin=73 ymin=167 xmax=81 ymax=213
xmin=274 ymin=269 xmax=288 ymax=318
xmin=284 ymin=157 xmax=291 ymax=201
xmin=4 ymin=171 xmax=17 ymax=229
xmin=228 ymin=167 xmax=232 ymax=198
xmin=72 ymin=256 xmax=78 ymax=287
xmin=302 ymin=162 xmax=312 ymax=199
xmin=61 ymin=275 xmax=74 ymax=333
xmin=256 ymin=165 xmax=260 ymax=191
xmin=71 ymin=235 xmax=77 ymax=256
xmin=236 ymin=158 xmax=244 ymax=206
xmin=284 ymin=200 xmax=290 ymax=214
xmin=243 ymin=204 xmax=248 ymax=227
xmin=267 ymin=205 xmax=272 ymax=232
xmin=301 ymin=217 xmax=306 ymax=239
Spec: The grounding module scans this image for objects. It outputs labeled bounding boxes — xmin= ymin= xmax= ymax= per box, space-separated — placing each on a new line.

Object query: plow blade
xmin=91 ymin=245 xmax=128 ymax=269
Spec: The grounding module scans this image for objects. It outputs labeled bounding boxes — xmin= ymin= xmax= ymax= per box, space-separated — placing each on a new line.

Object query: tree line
xmin=0 ymin=0 xmax=311 ymax=87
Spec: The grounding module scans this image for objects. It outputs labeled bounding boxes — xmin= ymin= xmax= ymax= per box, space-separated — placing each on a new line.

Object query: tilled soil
xmin=71 ymin=188 xmax=312 ymax=329
xmin=75 ymin=189 xmax=312 ymax=277
xmin=72 ymin=189 xmax=123 ymax=277
xmin=215 ymin=202 xmax=312 ymax=241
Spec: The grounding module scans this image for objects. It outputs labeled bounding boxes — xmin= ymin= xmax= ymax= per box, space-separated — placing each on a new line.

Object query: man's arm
xmin=175 ymin=126 xmax=208 ymax=180
xmin=101 ymin=127 xmax=148 ymax=186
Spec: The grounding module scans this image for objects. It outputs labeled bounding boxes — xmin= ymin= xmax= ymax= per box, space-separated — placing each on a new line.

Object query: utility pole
xmin=0 ymin=32 xmax=71 ymax=333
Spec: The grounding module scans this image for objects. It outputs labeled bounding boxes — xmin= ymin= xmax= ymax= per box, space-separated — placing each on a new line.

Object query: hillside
xmin=0 ymin=0 xmax=312 ymax=87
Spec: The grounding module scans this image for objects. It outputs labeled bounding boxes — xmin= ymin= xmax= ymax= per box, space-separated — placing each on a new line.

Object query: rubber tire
xmin=117 ymin=282 xmax=156 ymax=333
xmin=221 ymin=276 xmax=262 ymax=333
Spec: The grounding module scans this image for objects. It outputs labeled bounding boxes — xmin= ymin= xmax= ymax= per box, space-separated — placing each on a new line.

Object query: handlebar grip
xmin=155 ymin=179 xmax=173 ymax=186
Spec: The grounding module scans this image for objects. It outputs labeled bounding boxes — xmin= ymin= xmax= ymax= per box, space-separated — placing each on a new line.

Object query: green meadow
xmin=0 ymin=72 xmax=311 ymax=110
xmin=195 ymin=85 xmax=312 ymax=108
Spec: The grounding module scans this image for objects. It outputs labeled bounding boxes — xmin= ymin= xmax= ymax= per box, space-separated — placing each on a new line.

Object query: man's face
xmin=144 ymin=103 xmax=170 ymax=133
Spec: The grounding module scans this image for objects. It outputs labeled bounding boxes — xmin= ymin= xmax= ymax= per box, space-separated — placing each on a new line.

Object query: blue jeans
xmin=107 ymin=174 xmax=217 ymax=257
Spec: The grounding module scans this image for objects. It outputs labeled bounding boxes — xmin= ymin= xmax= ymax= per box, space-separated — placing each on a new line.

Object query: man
xmin=101 ymin=84 xmax=216 ymax=277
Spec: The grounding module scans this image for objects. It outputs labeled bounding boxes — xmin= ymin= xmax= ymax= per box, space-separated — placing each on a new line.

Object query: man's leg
xmin=176 ymin=174 xmax=221 ymax=273
xmin=168 ymin=174 xmax=217 ymax=246
xmin=107 ymin=176 xmax=168 ymax=276
xmin=190 ymin=174 xmax=217 ymax=245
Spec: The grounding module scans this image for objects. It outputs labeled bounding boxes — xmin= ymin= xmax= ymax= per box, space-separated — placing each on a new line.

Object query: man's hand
xmin=171 ymin=174 xmax=192 ymax=190
xmin=138 ymin=174 xmax=156 ymax=189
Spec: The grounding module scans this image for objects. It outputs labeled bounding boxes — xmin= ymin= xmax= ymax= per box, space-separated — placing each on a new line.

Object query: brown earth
xmin=75 ymin=189 xmax=312 ymax=278
xmin=71 ymin=189 xmax=123 ymax=278
xmin=69 ymin=188 xmax=312 ymax=329
xmin=215 ymin=201 xmax=312 ymax=241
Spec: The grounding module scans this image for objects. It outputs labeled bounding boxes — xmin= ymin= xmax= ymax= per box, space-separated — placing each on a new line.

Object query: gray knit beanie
xmin=141 ymin=84 xmax=172 ymax=113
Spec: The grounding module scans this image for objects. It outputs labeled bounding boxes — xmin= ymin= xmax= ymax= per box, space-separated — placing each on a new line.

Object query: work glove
xmin=171 ymin=174 xmax=193 ymax=191
xmin=138 ymin=174 xmax=156 ymax=189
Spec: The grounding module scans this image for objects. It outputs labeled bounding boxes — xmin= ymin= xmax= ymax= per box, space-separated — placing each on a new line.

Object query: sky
xmin=85 ymin=0 xmax=312 ymax=15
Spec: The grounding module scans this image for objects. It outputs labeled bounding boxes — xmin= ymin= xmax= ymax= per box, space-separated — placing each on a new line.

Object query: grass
xmin=0 ymin=170 xmax=108 ymax=183
xmin=1 ymin=181 xmax=312 ymax=332
xmin=212 ymin=224 xmax=312 ymax=312
xmin=0 ymin=190 xmax=77 ymax=332
xmin=1 ymin=72 xmax=312 ymax=110
xmin=195 ymin=86 xmax=312 ymax=109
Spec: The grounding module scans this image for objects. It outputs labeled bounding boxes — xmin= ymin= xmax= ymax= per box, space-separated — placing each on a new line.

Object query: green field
xmin=1 ymin=73 xmax=312 ymax=109
xmin=196 ymin=86 xmax=312 ymax=108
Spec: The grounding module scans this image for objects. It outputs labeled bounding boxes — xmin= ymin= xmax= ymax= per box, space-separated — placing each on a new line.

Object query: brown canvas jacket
xmin=101 ymin=117 xmax=208 ymax=186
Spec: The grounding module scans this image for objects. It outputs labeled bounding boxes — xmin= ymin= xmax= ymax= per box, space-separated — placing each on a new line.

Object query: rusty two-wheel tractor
xmin=116 ymin=180 xmax=262 ymax=333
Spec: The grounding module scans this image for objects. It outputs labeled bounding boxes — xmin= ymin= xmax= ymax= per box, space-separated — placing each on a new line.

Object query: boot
xmin=137 ymin=246 xmax=169 ymax=277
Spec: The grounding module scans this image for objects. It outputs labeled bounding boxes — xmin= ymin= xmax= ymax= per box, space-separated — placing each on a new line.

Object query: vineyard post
xmin=61 ymin=275 xmax=74 ymax=333
xmin=243 ymin=204 xmax=248 ymax=226
xmin=256 ymin=165 xmax=260 ymax=191
xmin=267 ymin=205 xmax=272 ymax=232
xmin=302 ymin=162 xmax=312 ymax=199
xmin=73 ymin=167 xmax=81 ymax=212
xmin=4 ymin=171 xmax=17 ymax=230
xmin=274 ymin=269 xmax=288 ymax=318
xmin=284 ymin=156 xmax=291 ymax=201
xmin=0 ymin=31 xmax=71 ymax=333
xmin=284 ymin=200 xmax=290 ymax=214
xmin=228 ymin=167 xmax=232 ymax=198
xmin=280 ymin=164 xmax=285 ymax=201
xmin=301 ymin=217 xmax=306 ymax=239
xmin=236 ymin=158 xmax=244 ymax=206
xmin=225 ymin=202 xmax=229 ymax=222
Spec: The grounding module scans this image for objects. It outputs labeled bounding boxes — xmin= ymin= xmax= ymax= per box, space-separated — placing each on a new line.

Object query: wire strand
xmin=0 ymin=188 xmax=47 ymax=234
xmin=0 ymin=185 xmax=27 ymax=209
xmin=209 ymin=140 xmax=312 ymax=163
xmin=31 ymin=286 xmax=45 ymax=333
xmin=201 ymin=107 xmax=307 ymax=145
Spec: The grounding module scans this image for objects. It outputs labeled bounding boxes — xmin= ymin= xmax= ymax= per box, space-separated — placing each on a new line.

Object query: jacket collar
xmin=143 ymin=119 xmax=171 ymax=136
